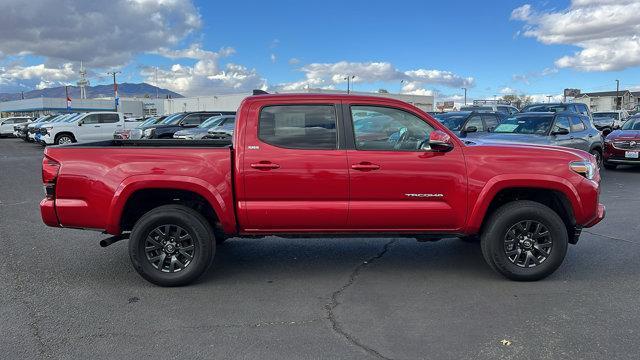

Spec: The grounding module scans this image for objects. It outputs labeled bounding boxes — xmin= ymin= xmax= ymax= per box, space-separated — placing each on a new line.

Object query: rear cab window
xmin=258 ymin=105 xmax=337 ymax=149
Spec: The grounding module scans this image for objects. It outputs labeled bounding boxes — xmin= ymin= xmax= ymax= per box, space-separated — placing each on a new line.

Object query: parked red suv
xmin=40 ymin=93 xmax=605 ymax=286
xmin=603 ymin=116 xmax=640 ymax=169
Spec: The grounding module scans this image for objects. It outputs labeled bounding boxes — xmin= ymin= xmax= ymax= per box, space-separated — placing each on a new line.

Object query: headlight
xmin=570 ymin=161 xmax=596 ymax=180
xmin=143 ymin=128 xmax=155 ymax=138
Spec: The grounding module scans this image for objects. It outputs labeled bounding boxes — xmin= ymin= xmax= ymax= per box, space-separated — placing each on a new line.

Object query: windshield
xmin=160 ymin=113 xmax=184 ymax=125
xmin=493 ymin=115 xmax=554 ymax=135
xmin=200 ymin=116 xmax=225 ymax=128
xmin=53 ymin=114 xmax=72 ymax=122
xmin=521 ymin=104 xmax=567 ymax=113
xmin=593 ymin=112 xmax=618 ymax=119
xmin=433 ymin=113 xmax=469 ymax=131
xmin=65 ymin=114 xmax=82 ymax=122
xmin=139 ymin=117 xmax=159 ymax=127
xmin=622 ymin=119 xmax=640 ymax=130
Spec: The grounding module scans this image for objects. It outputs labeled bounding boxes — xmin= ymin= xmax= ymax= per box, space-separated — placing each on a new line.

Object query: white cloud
xmin=288 ymin=58 xmax=300 ymax=65
xmin=270 ymin=54 xmax=277 ymax=63
xmin=0 ymin=0 xmax=201 ymax=68
xmin=276 ymin=61 xmax=474 ymax=93
xmin=143 ymin=46 xmax=266 ymax=96
xmin=0 ymin=63 xmax=77 ymax=91
xmin=512 ymin=1 xmax=640 ymax=71
xmin=500 ymin=87 xmax=518 ymax=95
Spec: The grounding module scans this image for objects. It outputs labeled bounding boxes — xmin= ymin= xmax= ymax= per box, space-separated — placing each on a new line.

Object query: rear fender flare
xmin=105 ymin=174 xmax=233 ymax=235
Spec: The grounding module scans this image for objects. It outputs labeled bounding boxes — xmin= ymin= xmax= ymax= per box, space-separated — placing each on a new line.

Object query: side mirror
xmin=428 ymin=130 xmax=454 ymax=152
xmin=551 ymin=128 xmax=569 ymax=135
xmin=77 ymin=121 xmax=83 ymax=126
xmin=463 ymin=125 xmax=478 ymax=133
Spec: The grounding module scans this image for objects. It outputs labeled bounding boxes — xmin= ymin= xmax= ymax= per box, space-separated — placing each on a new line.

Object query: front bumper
xmin=585 ymin=204 xmax=606 ymax=228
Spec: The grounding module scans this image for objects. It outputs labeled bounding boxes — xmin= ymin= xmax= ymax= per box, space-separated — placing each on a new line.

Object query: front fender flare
xmin=465 ymin=174 xmax=581 ymax=234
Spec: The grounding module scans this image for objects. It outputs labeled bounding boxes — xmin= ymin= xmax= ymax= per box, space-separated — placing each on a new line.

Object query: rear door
xmin=344 ymin=101 xmax=467 ymax=231
xmin=241 ymin=101 xmax=349 ymax=231
xmin=98 ymin=113 xmax=122 ymax=140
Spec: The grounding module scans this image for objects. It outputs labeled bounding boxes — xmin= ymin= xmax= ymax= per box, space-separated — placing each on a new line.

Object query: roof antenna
xmin=253 ymin=89 xmax=269 ymax=95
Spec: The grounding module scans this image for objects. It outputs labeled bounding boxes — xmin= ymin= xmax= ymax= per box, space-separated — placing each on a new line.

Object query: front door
xmin=241 ymin=102 xmax=349 ymax=231
xmin=550 ymin=115 xmax=573 ymax=148
xmin=345 ymin=103 xmax=467 ymax=231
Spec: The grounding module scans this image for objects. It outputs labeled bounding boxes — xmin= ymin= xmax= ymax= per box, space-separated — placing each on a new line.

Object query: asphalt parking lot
xmin=1 ymin=138 xmax=639 ymax=360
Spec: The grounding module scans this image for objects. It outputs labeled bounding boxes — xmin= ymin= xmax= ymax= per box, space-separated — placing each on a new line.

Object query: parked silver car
xmin=173 ymin=115 xmax=236 ymax=140
xmin=474 ymin=112 xmax=604 ymax=164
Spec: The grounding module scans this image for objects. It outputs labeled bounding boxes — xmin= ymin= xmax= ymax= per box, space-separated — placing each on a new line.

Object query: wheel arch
xmin=106 ymin=175 xmax=236 ymax=237
xmin=467 ymin=176 xmax=581 ymax=243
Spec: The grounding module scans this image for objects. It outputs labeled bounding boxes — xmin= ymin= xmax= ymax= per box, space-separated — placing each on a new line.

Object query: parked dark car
xmin=603 ymin=117 xmax=640 ymax=170
xmin=475 ymin=112 xmax=604 ymax=164
xmin=173 ymin=115 xmax=236 ymax=140
xmin=433 ymin=111 xmax=504 ymax=138
xmin=140 ymin=111 xmax=236 ymax=139
xmin=14 ymin=115 xmax=50 ymax=141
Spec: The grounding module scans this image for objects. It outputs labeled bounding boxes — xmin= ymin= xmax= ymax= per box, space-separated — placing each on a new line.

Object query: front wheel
xmin=129 ymin=205 xmax=215 ymax=286
xmin=481 ymin=201 xmax=568 ymax=281
xmin=55 ymin=133 xmax=75 ymax=145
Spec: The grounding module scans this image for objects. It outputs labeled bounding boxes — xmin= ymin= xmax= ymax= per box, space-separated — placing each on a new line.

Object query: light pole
xmin=616 ymin=79 xmax=620 ymax=110
xmin=344 ymin=75 xmax=355 ymax=94
xmin=546 ymin=95 xmax=553 ymax=103
xmin=461 ymin=87 xmax=467 ymax=105
xmin=107 ymin=71 xmax=121 ymax=111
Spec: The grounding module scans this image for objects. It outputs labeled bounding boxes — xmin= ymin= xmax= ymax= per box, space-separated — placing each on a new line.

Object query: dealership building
xmin=1 ymin=90 xmax=434 ymax=118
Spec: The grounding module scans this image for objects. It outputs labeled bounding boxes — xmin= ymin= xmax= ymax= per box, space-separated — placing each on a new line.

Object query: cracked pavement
xmin=1 ymin=139 xmax=639 ymax=359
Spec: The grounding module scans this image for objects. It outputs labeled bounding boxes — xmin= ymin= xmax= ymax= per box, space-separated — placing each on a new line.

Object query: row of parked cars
xmin=430 ymin=103 xmax=640 ymax=170
xmin=4 ymin=110 xmax=237 ymax=145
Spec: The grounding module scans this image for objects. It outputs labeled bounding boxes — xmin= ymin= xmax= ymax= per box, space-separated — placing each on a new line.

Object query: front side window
xmin=82 ymin=114 xmax=100 ymax=124
xmin=259 ymin=105 xmax=337 ymax=149
xmin=570 ymin=116 xmax=586 ymax=132
xmin=552 ymin=116 xmax=571 ymax=133
xmin=181 ymin=114 xmax=202 ymax=126
xmin=482 ymin=114 xmax=499 ymax=130
xmin=465 ymin=115 xmax=484 ymax=131
xmin=351 ymin=106 xmax=433 ymax=151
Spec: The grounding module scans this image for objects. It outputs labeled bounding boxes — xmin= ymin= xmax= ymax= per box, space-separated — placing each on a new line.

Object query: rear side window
xmin=575 ymin=103 xmax=590 ymax=116
xmin=259 ymin=105 xmax=337 ymax=149
xmin=100 ymin=114 xmax=120 ymax=123
xmin=570 ymin=116 xmax=586 ymax=131
xmin=182 ymin=114 xmax=202 ymax=126
xmin=466 ymin=115 xmax=484 ymax=131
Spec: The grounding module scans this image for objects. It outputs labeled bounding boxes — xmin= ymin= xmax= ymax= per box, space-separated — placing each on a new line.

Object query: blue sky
xmin=1 ymin=0 xmax=639 ymax=103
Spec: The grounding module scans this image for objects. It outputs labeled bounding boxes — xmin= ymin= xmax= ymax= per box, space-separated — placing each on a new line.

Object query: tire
xmin=129 ymin=205 xmax=215 ymax=286
xmin=590 ymin=148 xmax=603 ymax=167
xmin=480 ymin=200 xmax=568 ymax=281
xmin=603 ymin=162 xmax=617 ymax=170
xmin=55 ymin=133 xmax=75 ymax=145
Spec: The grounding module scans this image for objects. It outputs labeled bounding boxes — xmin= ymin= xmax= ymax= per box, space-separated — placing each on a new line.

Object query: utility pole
xmin=344 ymin=75 xmax=355 ymax=94
xmin=107 ymin=71 xmax=121 ymax=111
xmin=616 ymin=79 xmax=620 ymax=110
xmin=155 ymin=67 xmax=159 ymax=99
xmin=461 ymin=87 xmax=467 ymax=105
xmin=546 ymin=95 xmax=553 ymax=103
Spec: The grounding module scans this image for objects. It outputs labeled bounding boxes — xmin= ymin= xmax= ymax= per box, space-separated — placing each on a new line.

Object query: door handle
xmin=94 ymin=125 xmax=100 ymax=127
xmin=351 ymin=162 xmax=380 ymax=171
xmin=250 ymin=161 xmax=280 ymax=170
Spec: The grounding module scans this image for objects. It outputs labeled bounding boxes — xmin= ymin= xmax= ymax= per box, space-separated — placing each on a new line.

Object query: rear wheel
xmin=481 ymin=201 xmax=568 ymax=281
xmin=55 ymin=133 xmax=75 ymax=145
xmin=129 ymin=205 xmax=215 ymax=286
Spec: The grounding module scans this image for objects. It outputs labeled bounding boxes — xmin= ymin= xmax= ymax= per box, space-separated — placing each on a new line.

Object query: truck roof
xmin=244 ymin=92 xmax=417 ymax=104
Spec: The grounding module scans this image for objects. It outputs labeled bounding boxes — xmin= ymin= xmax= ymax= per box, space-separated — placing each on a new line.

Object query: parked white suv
xmin=40 ymin=112 xmax=125 ymax=145
xmin=593 ymin=110 xmax=629 ymax=129
xmin=0 ymin=116 xmax=31 ymax=137
xmin=459 ymin=104 xmax=519 ymax=115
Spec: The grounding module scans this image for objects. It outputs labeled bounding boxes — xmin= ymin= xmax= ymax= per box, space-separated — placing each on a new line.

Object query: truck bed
xmin=60 ymin=139 xmax=233 ymax=148
xmin=43 ymin=143 xmax=237 ymax=235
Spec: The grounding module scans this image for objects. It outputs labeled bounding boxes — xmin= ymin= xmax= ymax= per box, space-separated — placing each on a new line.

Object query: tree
xmin=501 ymin=94 xmax=533 ymax=109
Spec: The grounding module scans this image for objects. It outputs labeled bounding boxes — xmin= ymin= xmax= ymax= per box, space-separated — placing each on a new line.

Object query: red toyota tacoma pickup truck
xmin=40 ymin=93 xmax=605 ymax=286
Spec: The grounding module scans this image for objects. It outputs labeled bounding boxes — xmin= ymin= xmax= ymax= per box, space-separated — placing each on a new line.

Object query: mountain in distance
xmin=0 ymin=83 xmax=183 ymax=102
